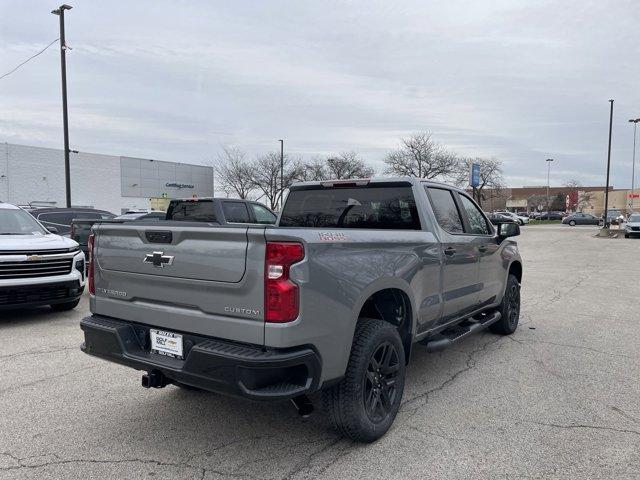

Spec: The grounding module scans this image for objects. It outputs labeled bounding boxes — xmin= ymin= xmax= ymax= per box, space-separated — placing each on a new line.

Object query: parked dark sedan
xmin=562 ymin=212 xmax=602 ymax=226
xmin=538 ymin=211 xmax=564 ymax=220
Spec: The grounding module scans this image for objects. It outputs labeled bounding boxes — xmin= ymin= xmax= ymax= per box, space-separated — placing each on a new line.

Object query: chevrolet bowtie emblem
xmin=143 ymin=251 xmax=174 ymax=268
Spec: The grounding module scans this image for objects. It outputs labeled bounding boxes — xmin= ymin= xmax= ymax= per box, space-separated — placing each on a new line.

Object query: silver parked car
xmin=624 ymin=213 xmax=640 ymax=238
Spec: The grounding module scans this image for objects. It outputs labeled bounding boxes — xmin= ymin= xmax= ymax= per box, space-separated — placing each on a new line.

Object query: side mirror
xmin=498 ymin=222 xmax=520 ymax=238
xmin=47 ymin=226 xmax=59 ymax=234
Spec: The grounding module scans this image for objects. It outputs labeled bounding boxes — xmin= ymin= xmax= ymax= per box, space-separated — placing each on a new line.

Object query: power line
xmin=0 ymin=38 xmax=60 ymax=81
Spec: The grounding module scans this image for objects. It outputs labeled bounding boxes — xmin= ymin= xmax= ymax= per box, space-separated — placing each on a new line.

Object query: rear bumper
xmin=80 ymin=315 xmax=322 ymax=401
xmin=0 ymin=280 xmax=84 ymax=309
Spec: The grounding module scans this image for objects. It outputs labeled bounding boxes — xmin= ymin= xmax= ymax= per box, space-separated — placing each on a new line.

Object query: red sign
xmin=629 ymin=193 xmax=640 ymax=198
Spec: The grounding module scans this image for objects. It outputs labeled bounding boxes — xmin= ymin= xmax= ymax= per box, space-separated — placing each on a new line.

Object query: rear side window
xmin=250 ymin=204 xmax=277 ymax=224
xmin=426 ymin=187 xmax=464 ymax=234
xmin=222 ymin=202 xmax=250 ymax=223
xmin=166 ymin=201 xmax=218 ymax=222
xmin=279 ymin=186 xmax=420 ymax=230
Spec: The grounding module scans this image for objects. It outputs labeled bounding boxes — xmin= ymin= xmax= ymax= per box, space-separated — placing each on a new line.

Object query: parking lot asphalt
xmin=1 ymin=225 xmax=638 ymax=480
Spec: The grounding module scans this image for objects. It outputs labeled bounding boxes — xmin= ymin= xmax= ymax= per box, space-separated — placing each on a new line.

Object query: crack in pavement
xmin=0 ymin=365 xmax=98 ymax=395
xmin=399 ymin=335 xmax=503 ymax=421
xmin=0 ymin=344 xmax=78 ymax=363
xmin=522 ymin=420 xmax=640 ymax=437
xmin=504 ymin=336 xmax=635 ymax=361
xmin=609 ymin=406 xmax=639 ymax=424
xmin=281 ymin=436 xmax=347 ymax=480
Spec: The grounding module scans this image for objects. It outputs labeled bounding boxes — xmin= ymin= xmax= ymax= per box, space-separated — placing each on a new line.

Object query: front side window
xmin=459 ymin=194 xmax=491 ymax=235
xmin=426 ymin=187 xmax=464 ymax=234
xmin=222 ymin=202 xmax=250 ymax=223
xmin=0 ymin=208 xmax=48 ymax=235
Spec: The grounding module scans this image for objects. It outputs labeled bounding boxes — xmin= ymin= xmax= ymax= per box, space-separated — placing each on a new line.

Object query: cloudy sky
xmin=1 ymin=0 xmax=639 ymax=188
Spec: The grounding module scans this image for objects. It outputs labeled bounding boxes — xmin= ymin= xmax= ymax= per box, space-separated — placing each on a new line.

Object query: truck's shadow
xmin=80 ymin=334 xmax=499 ymax=477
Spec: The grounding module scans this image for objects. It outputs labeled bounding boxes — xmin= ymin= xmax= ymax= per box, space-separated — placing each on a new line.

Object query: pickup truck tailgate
xmin=91 ymin=223 xmax=266 ymax=344
xmin=98 ymin=225 xmax=247 ymax=282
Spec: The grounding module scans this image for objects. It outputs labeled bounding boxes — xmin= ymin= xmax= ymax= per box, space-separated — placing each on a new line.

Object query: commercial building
xmin=476 ymin=185 xmax=640 ymax=215
xmin=0 ymin=143 xmax=214 ymax=213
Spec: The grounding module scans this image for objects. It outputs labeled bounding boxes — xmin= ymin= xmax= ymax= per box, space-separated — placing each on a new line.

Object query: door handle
xmin=478 ymin=245 xmax=488 ymax=253
xmin=444 ymin=247 xmax=456 ymax=256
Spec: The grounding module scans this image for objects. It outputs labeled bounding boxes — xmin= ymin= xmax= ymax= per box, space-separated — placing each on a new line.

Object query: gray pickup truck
xmin=80 ymin=178 xmax=522 ymax=442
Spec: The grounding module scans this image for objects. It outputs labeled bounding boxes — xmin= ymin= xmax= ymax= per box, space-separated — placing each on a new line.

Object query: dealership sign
xmin=165 ymin=182 xmax=194 ymax=189
xmin=470 ymin=163 xmax=481 ymax=187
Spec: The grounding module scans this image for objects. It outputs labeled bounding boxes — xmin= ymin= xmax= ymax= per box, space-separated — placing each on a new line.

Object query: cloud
xmin=1 ymin=0 xmax=639 ymax=187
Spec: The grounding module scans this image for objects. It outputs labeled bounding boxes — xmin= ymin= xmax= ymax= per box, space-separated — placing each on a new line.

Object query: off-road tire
xmin=322 ymin=318 xmax=405 ymax=443
xmin=50 ymin=299 xmax=80 ymax=311
xmin=489 ymin=274 xmax=520 ymax=335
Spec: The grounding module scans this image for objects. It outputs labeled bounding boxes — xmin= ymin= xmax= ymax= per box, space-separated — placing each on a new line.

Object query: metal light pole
xmin=52 ymin=4 xmax=73 ymax=208
xmin=603 ymin=99 xmax=614 ymax=230
xmin=629 ymin=118 xmax=640 ymax=212
xmin=278 ymin=139 xmax=284 ymax=210
xmin=546 ymin=158 xmax=554 ymax=216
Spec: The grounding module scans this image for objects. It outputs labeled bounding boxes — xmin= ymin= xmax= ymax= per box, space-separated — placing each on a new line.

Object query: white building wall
xmin=0 ymin=143 xmax=213 ymax=214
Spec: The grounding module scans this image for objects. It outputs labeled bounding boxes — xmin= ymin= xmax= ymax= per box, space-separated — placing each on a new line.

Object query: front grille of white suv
xmin=0 ymin=255 xmax=74 ymax=279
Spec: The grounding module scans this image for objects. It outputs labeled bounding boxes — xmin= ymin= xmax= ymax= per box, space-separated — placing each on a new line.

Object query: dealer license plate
xmin=150 ymin=329 xmax=183 ymax=359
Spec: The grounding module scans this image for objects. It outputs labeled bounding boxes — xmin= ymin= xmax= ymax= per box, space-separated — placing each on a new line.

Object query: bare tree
xmin=294 ymin=157 xmax=329 ymax=182
xmin=326 ymin=151 xmax=374 ymax=179
xmin=384 ymin=132 xmax=457 ymax=179
xmin=251 ymin=152 xmax=300 ymax=210
xmin=527 ymin=194 xmax=547 ymax=212
xmin=214 ymin=146 xmax=256 ymax=199
xmin=577 ymin=190 xmax=596 ymax=212
xmin=452 ymin=157 xmax=504 ymax=207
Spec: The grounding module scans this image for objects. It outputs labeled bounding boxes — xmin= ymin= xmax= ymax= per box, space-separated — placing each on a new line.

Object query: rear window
xmin=166 ymin=201 xmax=218 ymax=222
xmin=279 ymin=186 xmax=420 ymax=230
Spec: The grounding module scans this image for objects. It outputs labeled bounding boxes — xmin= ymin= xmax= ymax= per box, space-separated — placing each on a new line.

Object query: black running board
xmin=421 ymin=310 xmax=502 ymax=352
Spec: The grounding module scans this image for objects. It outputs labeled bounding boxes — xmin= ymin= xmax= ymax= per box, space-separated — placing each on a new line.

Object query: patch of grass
xmin=528 ymin=219 xmax=563 ymax=225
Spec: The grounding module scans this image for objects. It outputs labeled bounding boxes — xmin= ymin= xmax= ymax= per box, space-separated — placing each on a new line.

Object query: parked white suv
xmin=0 ymin=202 xmax=85 ymax=311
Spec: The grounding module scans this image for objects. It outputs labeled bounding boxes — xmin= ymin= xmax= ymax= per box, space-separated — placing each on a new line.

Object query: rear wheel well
xmin=358 ymin=289 xmax=413 ymax=364
xmin=509 ymin=261 xmax=522 ymax=283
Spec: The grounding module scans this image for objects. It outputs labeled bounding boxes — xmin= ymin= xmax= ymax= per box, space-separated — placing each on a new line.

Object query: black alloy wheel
xmin=506 ymin=281 xmax=520 ymax=330
xmin=363 ymin=341 xmax=400 ymax=423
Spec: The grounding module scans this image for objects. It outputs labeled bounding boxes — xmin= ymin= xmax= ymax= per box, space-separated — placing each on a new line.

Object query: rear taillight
xmin=87 ymin=234 xmax=95 ymax=295
xmin=265 ymin=242 xmax=304 ymax=323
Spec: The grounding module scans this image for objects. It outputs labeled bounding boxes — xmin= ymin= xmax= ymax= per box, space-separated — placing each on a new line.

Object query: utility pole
xmin=52 ymin=4 xmax=73 ymax=208
xmin=603 ymin=99 xmax=614 ymax=229
xmin=629 ymin=118 xmax=640 ymax=212
xmin=278 ymin=139 xmax=284 ymax=210
xmin=545 ymin=158 xmax=554 ymax=216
